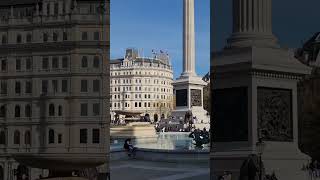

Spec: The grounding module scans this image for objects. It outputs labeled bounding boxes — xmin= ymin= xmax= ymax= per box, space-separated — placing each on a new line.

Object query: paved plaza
xmin=110 ymin=160 xmax=209 ymax=180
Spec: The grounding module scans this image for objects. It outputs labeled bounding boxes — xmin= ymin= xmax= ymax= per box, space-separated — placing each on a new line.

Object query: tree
xmin=203 ymin=82 xmax=210 ymax=114
xmin=298 ymin=74 xmax=320 ymax=160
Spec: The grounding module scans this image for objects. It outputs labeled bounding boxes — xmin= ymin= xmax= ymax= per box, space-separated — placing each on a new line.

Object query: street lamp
xmin=256 ymin=138 xmax=266 ymax=180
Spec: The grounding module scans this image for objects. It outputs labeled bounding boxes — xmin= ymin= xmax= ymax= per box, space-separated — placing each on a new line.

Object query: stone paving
xmin=110 ymin=160 xmax=209 ymax=180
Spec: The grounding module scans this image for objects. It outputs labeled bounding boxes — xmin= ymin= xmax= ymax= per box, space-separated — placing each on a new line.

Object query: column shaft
xmin=182 ymin=0 xmax=196 ymax=76
xmin=233 ymin=0 xmax=272 ymax=34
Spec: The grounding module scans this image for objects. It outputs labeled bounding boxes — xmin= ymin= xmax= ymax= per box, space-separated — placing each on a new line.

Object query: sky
xmin=110 ymin=0 xmax=210 ymax=79
xmin=111 ymin=0 xmax=320 ymax=79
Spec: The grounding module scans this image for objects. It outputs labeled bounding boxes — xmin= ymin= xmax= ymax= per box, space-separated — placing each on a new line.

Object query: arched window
xmin=49 ymin=104 xmax=55 ymax=116
xmin=24 ymin=131 xmax=31 ymax=145
xmin=0 ymin=105 xmax=5 ymax=118
xmin=81 ymin=56 xmax=88 ymax=68
xmin=0 ymin=131 xmax=5 ymax=145
xmin=48 ymin=129 xmax=54 ymax=144
xmin=14 ymin=130 xmax=20 ymax=144
xmin=16 ymin=34 xmax=22 ymax=43
xmin=15 ymin=105 xmax=20 ymax=117
xmin=26 ymin=34 xmax=32 ymax=43
xmin=1 ymin=35 xmax=7 ymax=44
xmin=25 ymin=104 xmax=31 ymax=117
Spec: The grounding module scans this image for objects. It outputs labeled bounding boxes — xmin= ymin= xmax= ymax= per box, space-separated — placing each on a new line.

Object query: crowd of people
xmin=303 ymin=160 xmax=320 ymax=178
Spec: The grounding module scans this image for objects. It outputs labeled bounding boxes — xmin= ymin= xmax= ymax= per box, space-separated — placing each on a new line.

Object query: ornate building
xmin=0 ymin=0 xmax=109 ymax=179
xmin=110 ymin=48 xmax=173 ymax=122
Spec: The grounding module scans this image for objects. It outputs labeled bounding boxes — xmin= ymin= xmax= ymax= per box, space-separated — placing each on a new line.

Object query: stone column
xmin=229 ymin=0 xmax=277 ymax=48
xmin=182 ymin=0 xmax=196 ymax=77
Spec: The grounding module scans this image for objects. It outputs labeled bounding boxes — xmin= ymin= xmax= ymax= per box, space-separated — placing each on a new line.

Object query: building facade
xmin=110 ymin=48 xmax=173 ymax=122
xmin=0 ymin=0 xmax=109 ymax=179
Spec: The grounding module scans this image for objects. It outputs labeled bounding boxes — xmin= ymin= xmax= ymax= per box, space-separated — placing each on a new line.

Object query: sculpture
xmin=188 ymin=128 xmax=210 ymax=148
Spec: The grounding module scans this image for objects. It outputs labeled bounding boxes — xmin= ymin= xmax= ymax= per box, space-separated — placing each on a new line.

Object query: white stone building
xmin=110 ymin=48 xmax=174 ymax=122
xmin=0 ymin=0 xmax=109 ymax=179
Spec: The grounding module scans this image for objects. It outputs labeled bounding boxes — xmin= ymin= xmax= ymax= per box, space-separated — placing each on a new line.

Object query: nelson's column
xmin=211 ymin=0 xmax=311 ymax=179
xmin=172 ymin=0 xmax=210 ymax=125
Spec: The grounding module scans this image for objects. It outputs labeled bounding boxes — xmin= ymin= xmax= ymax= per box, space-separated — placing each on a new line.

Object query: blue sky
xmin=111 ymin=0 xmax=210 ymax=79
xmin=111 ymin=0 xmax=320 ymax=79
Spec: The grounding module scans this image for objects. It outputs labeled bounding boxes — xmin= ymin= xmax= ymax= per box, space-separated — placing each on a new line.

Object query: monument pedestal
xmin=211 ymin=46 xmax=311 ymax=180
xmin=172 ymin=76 xmax=210 ymax=124
xmin=211 ymin=0 xmax=312 ymax=179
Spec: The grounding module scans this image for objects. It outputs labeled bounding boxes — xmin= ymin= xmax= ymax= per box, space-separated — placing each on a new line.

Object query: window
xmin=80 ymin=129 xmax=87 ymax=144
xmin=49 ymin=104 xmax=55 ymax=116
xmin=14 ymin=131 xmax=20 ymax=145
xmin=43 ymin=33 xmax=48 ymax=42
xmin=62 ymin=56 xmax=68 ymax=68
xmin=58 ymin=134 xmax=62 ymax=143
xmin=52 ymin=57 xmax=58 ymax=69
xmin=54 ymin=3 xmax=59 ymax=15
xmin=135 ymin=102 xmax=137 ymax=107
xmin=16 ymin=58 xmax=21 ymax=71
xmin=63 ymin=32 xmax=68 ymax=41
xmin=1 ymin=35 xmax=7 ymax=44
xmin=48 ymin=129 xmax=54 ymax=144
xmin=0 ymin=131 xmax=5 ymax=145
xmin=93 ymin=56 xmax=100 ymax=68
xmin=81 ymin=56 xmax=88 ymax=68
xmin=15 ymin=81 xmax=21 ymax=94
xmin=1 ymin=59 xmax=7 ymax=71
xmin=93 ymin=80 xmax=100 ymax=92
xmin=25 ymin=131 xmax=31 ymax=145
xmin=81 ymin=80 xmax=88 ymax=92
xmin=47 ymin=4 xmax=50 ymax=15
xmin=92 ymin=129 xmax=100 ymax=143
xmin=17 ymin=34 xmax=22 ymax=43
xmin=25 ymin=81 xmax=32 ymax=94
xmin=25 ymin=104 xmax=32 ymax=117
xmin=42 ymin=57 xmax=49 ymax=69
xmin=53 ymin=32 xmax=58 ymax=41
xmin=1 ymin=81 xmax=7 ymax=95
xmin=26 ymin=58 xmax=32 ymax=70
xmin=62 ymin=80 xmax=68 ymax=92
xmin=58 ymin=106 xmax=62 ymax=116
xmin=52 ymin=80 xmax=58 ymax=92
xmin=42 ymin=80 xmax=48 ymax=93
xmin=82 ymin=32 xmax=88 ymax=40
xmin=93 ymin=103 xmax=100 ymax=116
xmin=0 ymin=105 xmax=6 ymax=118
xmin=26 ymin=34 xmax=32 ymax=43
xmin=80 ymin=103 xmax=88 ymax=116
xmin=94 ymin=32 xmax=99 ymax=40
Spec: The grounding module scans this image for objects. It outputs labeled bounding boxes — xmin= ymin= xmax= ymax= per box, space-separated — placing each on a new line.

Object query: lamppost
xmin=256 ymin=138 xmax=266 ymax=180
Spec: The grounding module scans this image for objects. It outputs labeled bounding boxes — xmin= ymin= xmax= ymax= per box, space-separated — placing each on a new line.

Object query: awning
xmin=113 ymin=110 xmax=143 ymax=116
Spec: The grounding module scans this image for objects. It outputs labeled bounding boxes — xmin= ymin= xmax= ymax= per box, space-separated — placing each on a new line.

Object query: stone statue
xmin=188 ymin=128 xmax=210 ymax=148
xmin=239 ymin=155 xmax=261 ymax=180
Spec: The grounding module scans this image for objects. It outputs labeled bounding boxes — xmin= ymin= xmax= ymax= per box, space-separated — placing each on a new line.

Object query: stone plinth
xmin=172 ymin=76 xmax=210 ymax=124
xmin=211 ymin=46 xmax=311 ymax=180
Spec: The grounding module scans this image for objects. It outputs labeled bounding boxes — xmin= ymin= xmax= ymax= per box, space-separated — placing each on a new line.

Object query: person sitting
xmin=123 ymin=138 xmax=137 ymax=158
